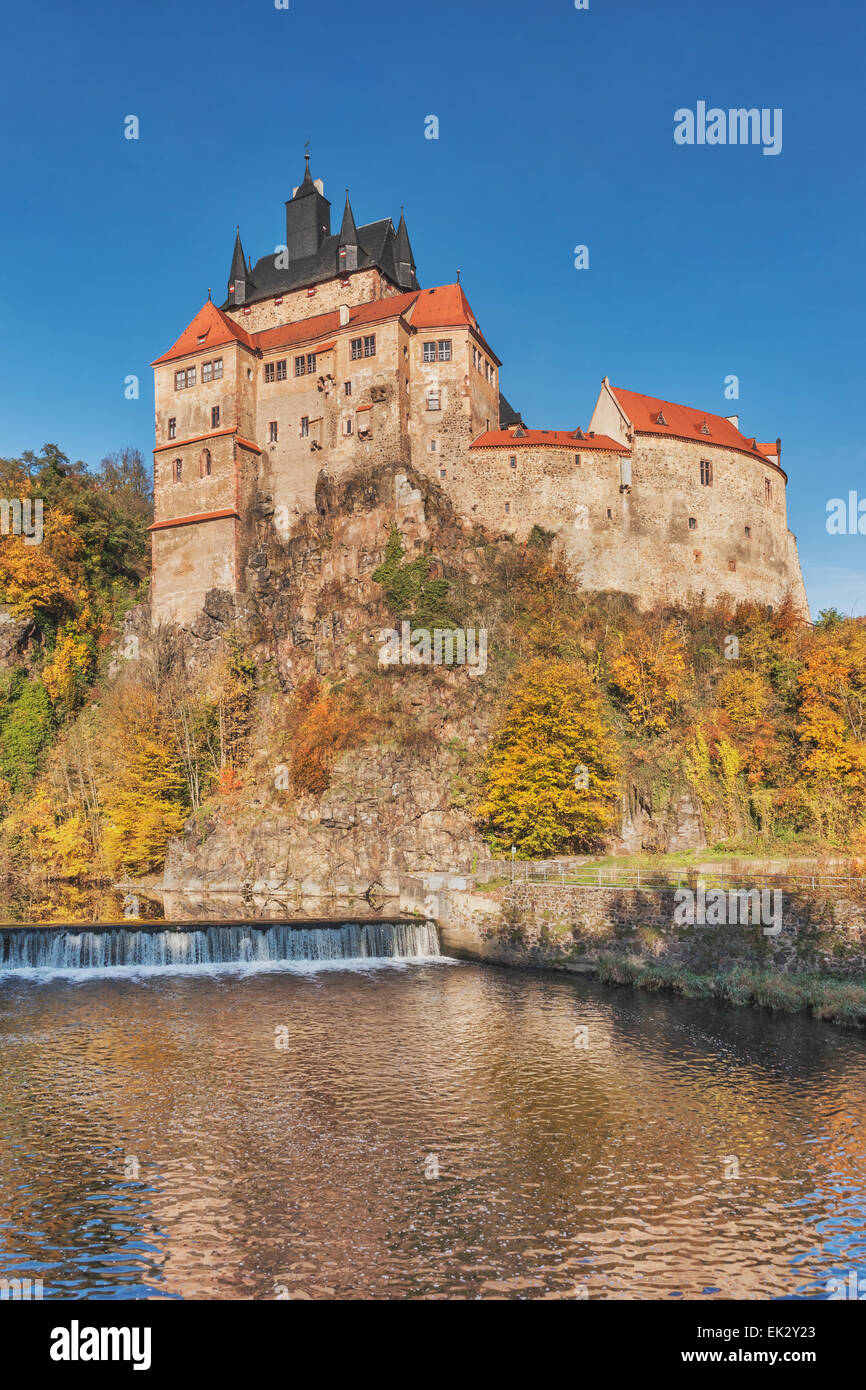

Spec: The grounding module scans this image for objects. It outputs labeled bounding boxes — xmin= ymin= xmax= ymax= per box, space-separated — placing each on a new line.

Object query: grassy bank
xmin=594 ymin=952 xmax=866 ymax=1029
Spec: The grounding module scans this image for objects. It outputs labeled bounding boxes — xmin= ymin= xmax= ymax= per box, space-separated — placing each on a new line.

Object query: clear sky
xmin=1 ymin=0 xmax=863 ymax=618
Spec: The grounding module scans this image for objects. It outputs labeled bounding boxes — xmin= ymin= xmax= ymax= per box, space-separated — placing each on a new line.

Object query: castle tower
xmin=285 ymin=154 xmax=331 ymax=262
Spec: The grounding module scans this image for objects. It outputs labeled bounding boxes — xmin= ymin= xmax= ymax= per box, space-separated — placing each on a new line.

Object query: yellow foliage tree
xmin=0 ymin=504 xmax=83 ymax=620
xmin=797 ymin=623 xmax=866 ymax=789
xmin=42 ymin=622 xmax=93 ymax=712
xmin=100 ymin=685 xmax=189 ymax=875
xmin=609 ymin=626 xmax=688 ymax=732
xmin=478 ymin=658 xmax=620 ymax=856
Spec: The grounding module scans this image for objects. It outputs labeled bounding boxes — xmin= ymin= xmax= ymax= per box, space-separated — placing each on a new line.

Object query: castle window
xmin=211 ymin=406 xmax=220 ymax=428
xmin=306 ymin=353 xmax=316 ymax=373
xmin=300 ymin=417 xmax=309 ymax=437
xmin=345 ymin=381 xmax=352 ymax=396
xmin=269 ymin=421 xmax=278 ymax=443
xmin=504 ymin=501 xmax=511 ymax=515
xmin=745 ymin=525 xmax=752 ymax=538
xmin=423 ymin=341 xmax=437 ymax=363
xmin=350 ymin=338 xmax=363 ymax=360
xmin=440 ymin=468 xmax=447 ymax=479
xmin=426 ymin=390 xmax=441 ymax=411
xmin=700 ymin=458 xmax=713 ymax=486
xmin=430 ymin=440 xmax=438 ymax=452
xmin=306 ymin=288 xmax=316 ymax=298
xmin=168 ymin=418 xmax=176 ymax=440
xmin=174 ymin=370 xmax=185 ymax=390
xmin=274 ymin=297 xmax=283 ymax=305
xmin=213 ymin=359 xmax=223 ymax=380
xmin=574 ymin=454 xmax=581 ymax=466
xmin=764 ymin=478 xmax=772 ymax=503
xmin=688 ymin=516 xmax=697 ymax=530
xmin=606 ymin=508 xmax=612 ymax=519
xmin=363 ymin=335 xmax=376 ymax=357
xmin=265 ymin=363 xmax=275 ymax=383
xmin=344 ymin=418 xmax=353 ymax=435
xmin=174 ymin=459 xmax=182 ymax=483
xmin=200 ymin=449 xmax=211 ymax=478
xmin=277 ymin=359 xmax=287 ymax=381
xmin=728 ymin=559 xmax=737 ymax=572
xmin=294 ymin=355 xmax=307 ymax=376
xmin=202 ymin=361 xmax=213 ymax=383
xmin=510 ymin=455 xmax=517 ymax=469
xmin=340 ymin=278 xmax=350 ymax=288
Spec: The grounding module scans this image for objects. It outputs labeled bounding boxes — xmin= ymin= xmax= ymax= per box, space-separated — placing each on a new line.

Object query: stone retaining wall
xmin=401 ymin=874 xmax=866 ymax=977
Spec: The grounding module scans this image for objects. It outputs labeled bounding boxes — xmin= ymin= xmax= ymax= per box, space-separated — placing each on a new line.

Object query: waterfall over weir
xmin=0 ymin=920 xmax=441 ymax=972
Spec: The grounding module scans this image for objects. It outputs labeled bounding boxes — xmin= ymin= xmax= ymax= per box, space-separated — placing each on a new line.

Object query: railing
xmin=509 ymin=861 xmax=866 ymax=892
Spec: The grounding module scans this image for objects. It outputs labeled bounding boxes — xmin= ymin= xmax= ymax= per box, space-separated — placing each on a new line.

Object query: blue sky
xmin=1 ymin=0 xmax=863 ymax=618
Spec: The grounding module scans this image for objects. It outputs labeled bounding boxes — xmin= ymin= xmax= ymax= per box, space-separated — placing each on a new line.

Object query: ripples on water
xmin=1 ymin=959 xmax=865 ymax=1300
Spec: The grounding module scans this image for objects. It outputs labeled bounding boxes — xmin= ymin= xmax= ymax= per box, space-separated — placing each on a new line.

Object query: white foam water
xmin=0 ymin=920 xmax=441 ymax=976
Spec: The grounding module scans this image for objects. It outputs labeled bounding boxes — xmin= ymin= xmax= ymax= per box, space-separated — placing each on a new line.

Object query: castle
xmin=150 ymin=158 xmax=809 ymax=625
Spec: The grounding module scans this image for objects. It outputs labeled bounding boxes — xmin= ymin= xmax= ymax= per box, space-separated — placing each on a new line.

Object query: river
xmin=1 ymin=949 xmax=865 ymax=1300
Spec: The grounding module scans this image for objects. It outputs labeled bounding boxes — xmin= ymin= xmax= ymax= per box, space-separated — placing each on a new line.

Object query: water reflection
xmin=1 ymin=964 xmax=865 ymax=1299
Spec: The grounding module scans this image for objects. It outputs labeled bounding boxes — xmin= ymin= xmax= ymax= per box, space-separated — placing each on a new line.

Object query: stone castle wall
xmin=152 ymin=274 xmax=808 ymax=626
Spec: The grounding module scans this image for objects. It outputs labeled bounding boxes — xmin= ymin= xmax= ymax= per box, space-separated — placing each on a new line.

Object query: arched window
xmin=200 ymin=448 xmax=212 ymax=478
xmin=174 ymin=458 xmax=182 ymax=483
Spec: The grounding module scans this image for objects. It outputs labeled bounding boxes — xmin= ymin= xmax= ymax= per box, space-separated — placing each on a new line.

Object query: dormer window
xmin=197 ymin=334 xmax=207 ymax=345
xmin=656 ymin=410 xmax=668 ymax=426
xmin=700 ymin=419 xmax=710 ymax=435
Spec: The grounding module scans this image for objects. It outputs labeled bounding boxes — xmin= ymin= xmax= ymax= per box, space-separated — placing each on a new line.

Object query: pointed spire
xmin=337 ymin=190 xmax=359 ymax=273
xmin=338 ymin=190 xmax=358 ymax=246
xmin=294 ymin=148 xmax=317 ymax=199
xmin=229 ymin=227 xmax=246 ymax=282
xmin=227 ymin=227 xmax=254 ymax=307
xmin=393 ymin=208 xmax=417 ymax=289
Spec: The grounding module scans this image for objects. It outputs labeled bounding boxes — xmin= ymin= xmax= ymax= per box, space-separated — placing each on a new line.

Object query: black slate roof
xmin=221 ymin=217 xmax=419 ymax=309
xmin=499 ymin=392 xmax=524 ymax=429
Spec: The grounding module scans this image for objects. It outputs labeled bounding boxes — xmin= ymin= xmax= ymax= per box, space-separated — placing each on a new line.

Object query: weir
xmin=0 ymin=919 xmax=441 ymax=971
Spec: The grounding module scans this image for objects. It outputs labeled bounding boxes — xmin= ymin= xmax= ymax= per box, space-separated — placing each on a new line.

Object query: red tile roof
xmin=471 ymin=428 xmax=628 ymax=453
xmin=151 ymin=300 xmax=255 ymax=366
xmin=254 ymin=292 xmax=419 ymax=355
xmin=609 ymin=386 xmax=774 ymax=461
xmin=154 ymin=284 xmax=501 ymax=369
xmin=408 ymin=284 xmax=499 ymax=361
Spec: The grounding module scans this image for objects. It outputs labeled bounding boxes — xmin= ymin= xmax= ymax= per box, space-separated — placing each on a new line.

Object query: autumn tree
xmin=478 ymin=658 xmax=620 ymax=856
